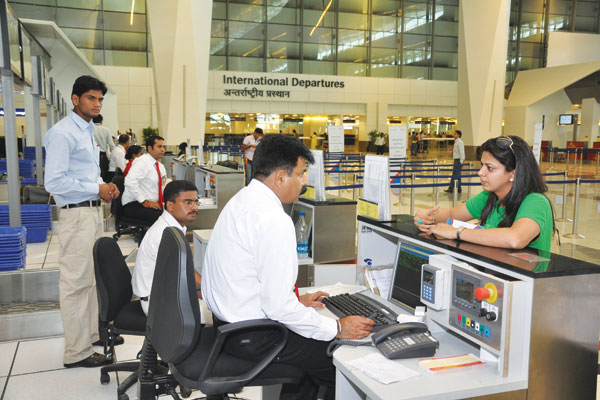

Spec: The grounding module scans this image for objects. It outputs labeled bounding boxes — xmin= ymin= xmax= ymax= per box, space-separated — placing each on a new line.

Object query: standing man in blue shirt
xmin=45 ymin=75 xmax=119 ymax=368
xmin=444 ymin=130 xmax=465 ymax=193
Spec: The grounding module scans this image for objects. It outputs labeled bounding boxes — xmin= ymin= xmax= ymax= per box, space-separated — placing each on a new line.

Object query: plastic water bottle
xmin=295 ymin=212 xmax=309 ymax=259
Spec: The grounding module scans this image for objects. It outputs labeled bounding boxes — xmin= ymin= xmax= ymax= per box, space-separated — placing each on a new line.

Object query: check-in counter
xmin=335 ymin=214 xmax=600 ymax=400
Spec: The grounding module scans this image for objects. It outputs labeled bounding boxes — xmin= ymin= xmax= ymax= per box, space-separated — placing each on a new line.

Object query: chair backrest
xmin=93 ymin=237 xmax=133 ymax=322
xmin=111 ymin=175 xmax=125 ymax=223
xmin=147 ymin=227 xmax=201 ymax=365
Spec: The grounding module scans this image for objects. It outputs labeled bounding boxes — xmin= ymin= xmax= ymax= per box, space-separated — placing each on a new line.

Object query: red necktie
xmin=294 ymin=283 xmax=300 ymax=300
xmin=155 ymin=162 xmax=163 ymax=208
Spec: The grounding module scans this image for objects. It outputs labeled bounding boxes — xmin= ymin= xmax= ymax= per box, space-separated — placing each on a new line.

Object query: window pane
xmin=433 ymin=36 xmax=457 ymax=51
xmin=370 ymin=64 xmax=398 ymax=77
xmin=105 ymin=50 xmax=147 ymax=66
xmin=303 ymin=43 xmax=334 ymax=61
xmin=231 ymin=0 xmax=265 ymax=5
xmin=9 ymin=0 xmax=55 ymax=5
xmin=404 ymin=1 xmax=433 ymax=34
xmin=104 ymin=31 xmax=146 ymax=51
xmin=303 ymin=9 xmax=335 ymax=28
xmin=104 ymin=0 xmax=145 ymax=12
xmin=267 ymin=58 xmax=299 ymax=73
xmin=549 ymin=0 xmax=571 ymax=15
xmin=339 ymin=0 xmax=368 ymax=14
xmin=303 ymin=26 xmax=334 ymax=44
xmin=57 ymin=0 xmax=100 ymax=9
xmin=518 ymin=42 xmax=542 ymax=57
xmin=339 ymin=12 xmax=368 ymax=30
xmin=404 ymin=33 xmax=431 ymax=50
xmin=402 ymin=49 xmax=430 ymax=66
xmin=434 ymin=21 xmax=458 ymax=37
xmin=371 ymin=31 xmax=399 ymax=48
xmin=79 ymin=48 xmax=104 ymax=64
xmin=228 ymin=39 xmax=264 ymax=57
xmin=56 ymin=8 xmax=102 ymax=29
xmin=210 ymin=38 xmax=226 ymax=56
xmin=10 ymin=4 xmax=56 ymax=22
xmin=547 ymin=14 xmax=570 ymax=31
xmin=338 ymin=62 xmax=366 ymax=76
xmin=213 ymin=2 xmax=226 ymax=19
xmin=267 ymin=6 xmax=300 ymax=24
xmin=230 ymin=4 xmax=264 ymax=22
xmin=518 ymin=57 xmax=542 ymax=70
xmin=432 ymin=67 xmax=457 ymax=81
xmin=229 ymin=56 xmax=263 ymax=72
xmin=338 ymin=45 xmax=366 ymax=63
xmin=338 ymin=29 xmax=367 ymax=47
xmin=435 ymin=4 xmax=457 ymax=22
xmin=373 ymin=0 xmax=400 ymax=15
xmin=229 ymin=21 xmax=264 ymax=40
xmin=373 ymin=15 xmax=396 ymax=32
xmin=267 ymin=41 xmax=300 ymax=58
xmin=212 ymin=20 xmax=226 ymax=37
xmin=432 ymin=51 xmax=456 ymax=67
xmin=103 ymin=11 xmax=146 ymax=32
xmin=402 ymin=65 xmax=428 ymax=79
xmin=61 ymin=27 xmax=103 ymax=48
xmin=209 ymin=55 xmax=226 ymax=70
xmin=267 ymin=0 xmax=299 ymax=6
xmin=575 ymin=16 xmax=596 ymax=33
xmin=267 ymin=24 xmax=300 ymax=42
xmin=521 ymin=0 xmax=544 ymax=13
xmin=371 ymin=47 xmax=397 ymax=65
xmin=303 ymin=60 xmax=333 ymax=75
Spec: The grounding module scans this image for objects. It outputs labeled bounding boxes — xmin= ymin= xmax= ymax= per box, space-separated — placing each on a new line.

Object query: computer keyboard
xmin=322 ymin=293 xmax=398 ymax=332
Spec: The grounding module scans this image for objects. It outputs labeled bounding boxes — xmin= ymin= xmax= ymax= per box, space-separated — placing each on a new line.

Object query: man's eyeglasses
xmin=496 ymin=136 xmax=515 ymax=155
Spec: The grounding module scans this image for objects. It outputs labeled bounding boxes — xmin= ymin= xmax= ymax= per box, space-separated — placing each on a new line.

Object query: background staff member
xmin=108 ymin=134 xmax=129 ymax=180
xmin=132 ymin=180 xmax=202 ymax=315
xmin=444 ymin=130 xmax=465 ymax=193
xmin=123 ymin=145 xmax=143 ymax=176
xmin=45 ymin=75 xmax=119 ymax=368
xmin=92 ymin=114 xmax=115 ymax=183
xmin=415 ymin=135 xmax=555 ymax=253
xmin=241 ymin=127 xmax=263 ymax=185
xmin=202 ymin=135 xmax=374 ymax=400
xmin=122 ymin=135 xmax=167 ymax=225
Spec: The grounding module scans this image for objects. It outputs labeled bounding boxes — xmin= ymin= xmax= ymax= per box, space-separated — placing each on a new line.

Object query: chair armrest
xmin=199 ymin=319 xmax=288 ymax=391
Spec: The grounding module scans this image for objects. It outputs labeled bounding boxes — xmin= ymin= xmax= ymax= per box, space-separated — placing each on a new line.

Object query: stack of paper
xmin=347 ymin=353 xmax=420 ymax=384
xmin=419 ymin=353 xmax=484 ymax=374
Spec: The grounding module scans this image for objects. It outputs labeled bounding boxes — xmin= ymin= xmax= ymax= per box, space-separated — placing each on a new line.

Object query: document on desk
xmin=307 ymin=283 xmax=366 ymax=297
xmin=346 ymin=353 xmax=420 ymax=384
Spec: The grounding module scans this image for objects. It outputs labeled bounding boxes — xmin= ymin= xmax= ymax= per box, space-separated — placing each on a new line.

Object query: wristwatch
xmin=456 ymin=227 xmax=465 ymax=241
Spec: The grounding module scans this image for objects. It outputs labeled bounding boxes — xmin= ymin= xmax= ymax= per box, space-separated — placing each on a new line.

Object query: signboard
xmin=388 ymin=125 xmax=407 ymax=159
xmin=362 ymin=155 xmax=391 ymax=221
xmin=532 ymin=123 xmax=543 ymax=164
xmin=305 ymin=149 xmax=325 ymax=201
xmin=328 ymin=125 xmax=344 ymax=153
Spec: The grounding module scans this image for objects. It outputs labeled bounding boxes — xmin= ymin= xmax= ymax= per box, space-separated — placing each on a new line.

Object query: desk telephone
xmin=372 ymin=322 xmax=439 ymax=359
xmin=327 ymin=322 xmax=439 ymax=360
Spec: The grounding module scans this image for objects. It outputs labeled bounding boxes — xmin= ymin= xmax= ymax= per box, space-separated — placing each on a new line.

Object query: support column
xmin=458 ymin=0 xmax=510 ymax=147
xmin=580 ymin=98 xmax=600 ymax=145
xmin=146 ymin=0 xmax=213 ymax=145
xmin=1 ymin=69 xmax=22 ymax=226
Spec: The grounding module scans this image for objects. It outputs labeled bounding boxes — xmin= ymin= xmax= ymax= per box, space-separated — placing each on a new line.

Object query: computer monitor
xmin=390 ymin=238 xmax=436 ymax=311
xmin=559 ymin=114 xmax=574 ymax=125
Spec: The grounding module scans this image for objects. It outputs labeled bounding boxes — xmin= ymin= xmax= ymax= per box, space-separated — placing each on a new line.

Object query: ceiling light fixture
xmin=310 ymin=0 xmax=332 ymax=37
xmin=130 ymin=0 xmax=135 ymax=26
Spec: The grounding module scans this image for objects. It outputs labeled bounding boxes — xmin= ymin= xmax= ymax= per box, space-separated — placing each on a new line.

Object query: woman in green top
xmin=414 ymin=135 xmax=555 ymax=252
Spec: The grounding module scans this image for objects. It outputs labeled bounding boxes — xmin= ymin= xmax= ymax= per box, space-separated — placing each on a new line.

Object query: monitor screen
xmin=390 ymin=239 xmax=436 ymax=310
xmin=559 ymin=114 xmax=574 ymax=125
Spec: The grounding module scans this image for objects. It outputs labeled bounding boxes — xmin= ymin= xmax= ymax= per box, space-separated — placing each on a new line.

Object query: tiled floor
xmin=2 ymin=156 xmax=600 ymax=399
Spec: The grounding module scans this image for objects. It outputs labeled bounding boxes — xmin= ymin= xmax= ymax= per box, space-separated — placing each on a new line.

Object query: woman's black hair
xmin=476 ymin=135 xmax=556 ymax=236
xmin=125 ymin=145 xmax=143 ymax=160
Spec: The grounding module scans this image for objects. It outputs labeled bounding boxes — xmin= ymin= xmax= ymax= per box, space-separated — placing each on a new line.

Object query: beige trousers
xmin=58 ymin=206 xmax=103 ymax=364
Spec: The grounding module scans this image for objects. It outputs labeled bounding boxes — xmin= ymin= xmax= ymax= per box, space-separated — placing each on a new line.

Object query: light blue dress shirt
xmin=44 ymin=111 xmax=103 ymax=207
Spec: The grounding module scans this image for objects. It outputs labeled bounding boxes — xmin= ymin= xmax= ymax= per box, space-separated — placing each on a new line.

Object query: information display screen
xmin=390 ymin=240 xmax=435 ymax=310
xmin=559 ymin=114 xmax=574 ymax=125
xmin=455 ymin=279 xmax=474 ymax=302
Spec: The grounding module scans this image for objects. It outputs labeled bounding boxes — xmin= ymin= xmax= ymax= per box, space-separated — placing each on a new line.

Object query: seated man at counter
xmin=202 ymin=134 xmax=374 ymax=400
xmin=132 ymin=180 xmax=202 ymax=315
xmin=122 ymin=135 xmax=167 ymax=225
xmin=414 ymin=135 xmax=555 ymax=253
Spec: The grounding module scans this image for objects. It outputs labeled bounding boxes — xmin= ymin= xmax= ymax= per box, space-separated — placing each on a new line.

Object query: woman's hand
xmin=429 ymin=223 xmax=459 ymax=240
xmin=414 ymin=205 xmax=440 ymax=232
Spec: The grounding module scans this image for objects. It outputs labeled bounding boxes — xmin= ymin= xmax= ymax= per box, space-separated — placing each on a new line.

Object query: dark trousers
xmin=244 ymin=159 xmax=253 ymax=186
xmin=215 ymin=317 xmax=335 ymax=400
xmin=376 ymin=145 xmax=385 ymax=155
xmin=410 ymin=143 xmax=418 ymax=156
xmin=122 ymin=201 xmax=162 ymax=225
xmin=448 ymin=158 xmax=462 ymax=192
xmin=99 ymin=152 xmax=110 ymax=183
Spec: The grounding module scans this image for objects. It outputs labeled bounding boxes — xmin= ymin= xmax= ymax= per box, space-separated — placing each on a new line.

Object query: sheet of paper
xmin=389 ymin=125 xmax=407 ymax=159
xmin=363 ymin=155 xmax=390 ymax=220
xmin=347 ymin=352 xmax=421 ymax=384
xmin=306 ymin=150 xmax=326 ymax=201
xmin=328 ymin=125 xmax=345 ymax=153
xmin=306 ymin=283 xmax=366 ymax=297
xmin=370 ymin=268 xmax=393 ymax=300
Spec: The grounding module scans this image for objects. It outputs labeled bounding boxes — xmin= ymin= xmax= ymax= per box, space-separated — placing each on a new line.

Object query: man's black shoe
xmin=444 ymin=189 xmax=453 ymax=193
xmin=64 ymin=352 xmax=113 ymax=368
xmin=92 ymin=335 xmax=124 ymax=347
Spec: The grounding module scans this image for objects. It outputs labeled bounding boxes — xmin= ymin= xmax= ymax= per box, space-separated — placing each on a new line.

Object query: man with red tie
xmin=122 ymin=135 xmax=167 ymax=225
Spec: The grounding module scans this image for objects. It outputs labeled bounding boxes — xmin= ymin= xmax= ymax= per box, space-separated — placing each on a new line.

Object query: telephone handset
xmin=371 ymin=322 xmax=439 ymax=360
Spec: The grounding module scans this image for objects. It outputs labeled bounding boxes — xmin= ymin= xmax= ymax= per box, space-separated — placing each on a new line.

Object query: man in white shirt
xmin=202 ymin=135 xmax=374 ymax=400
xmin=108 ymin=134 xmax=129 ymax=180
xmin=132 ymin=180 xmax=202 ymax=315
xmin=241 ymin=127 xmax=263 ymax=185
xmin=445 ymin=130 xmax=466 ymax=193
xmin=122 ymin=135 xmax=167 ymax=225
xmin=93 ymin=114 xmax=115 ymax=182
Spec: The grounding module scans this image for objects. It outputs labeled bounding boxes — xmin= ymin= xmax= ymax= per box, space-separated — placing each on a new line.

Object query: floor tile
xmin=3 ymin=367 xmax=116 ymax=400
xmin=93 ymin=334 xmax=145 ymax=363
xmin=42 ymin=262 xmax=60 ymax=270
xmin=0 ymin=377 xmax=6 ymax=399
xmin=10 ymin=337 xmax=65 ymax=375
xmin=25 ymin=242 xmax=48 ymax=255
xmin=0 ymin=342 xmax=17 ymax=377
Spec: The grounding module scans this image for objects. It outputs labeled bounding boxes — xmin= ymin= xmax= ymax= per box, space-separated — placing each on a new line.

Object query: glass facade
xmin=210 ymin=0 xmax=459 ymax=80
xmin=507 ymin=0 xmax=600 ymax=84
xmin=8 ymin=0 xmax=149 ymax=67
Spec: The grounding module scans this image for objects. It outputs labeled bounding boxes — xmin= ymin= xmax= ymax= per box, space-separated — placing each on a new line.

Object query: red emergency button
xmin=475 ymin=287 xmax=492 ymax=301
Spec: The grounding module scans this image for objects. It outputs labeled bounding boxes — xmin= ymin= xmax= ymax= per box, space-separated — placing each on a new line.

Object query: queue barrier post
xmin=564 ymin=178 xmax=586 ymax=239
xmin=596 ymin=149 xmax=600 ymax=176
xmin=468 ymin=162 xmax=473 ymax=199
xmin=549 ymin=148 xmax=554 ymax=171
xmin=565 ymin=148 xmax=570 ymax=174
xmin=410 ymin=173 xmax=416 ymax=216
xmin=452 ymin=179 xmax=458 ymax=207
xmin=434 ymin=166 xmax=440 ymax=205
xmin=556 ymin=170 xmax=572 ymax=222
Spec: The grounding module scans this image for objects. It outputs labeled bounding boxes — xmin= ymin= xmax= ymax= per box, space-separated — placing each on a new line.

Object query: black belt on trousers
xmin=61 ymin=200 xmax=102 ymax=209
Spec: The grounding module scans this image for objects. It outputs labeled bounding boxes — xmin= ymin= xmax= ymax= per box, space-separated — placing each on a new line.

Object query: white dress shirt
xmin=122 ymin=153 xmax=167 ymax=205
xmin=108 ymin=144 xmax=127 ymax=172
xmin=132 ymin=210 xmax=186 ymax=300
xmin=202 ymin=179 xmax=337 ymax=341
xmin=243 ymin=134 xmax=258 ymax=161
xmin=453 ymin=137 xmax=465 ymax=163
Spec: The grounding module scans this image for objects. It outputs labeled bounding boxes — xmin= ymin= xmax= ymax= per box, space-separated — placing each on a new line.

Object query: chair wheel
xmin=180 ymin=387 xmax=192 ymax=398
xmin=118 ymin=394 xmax=129 ymax=400
xmin=100 ymin=372 xmax=110 ymax=384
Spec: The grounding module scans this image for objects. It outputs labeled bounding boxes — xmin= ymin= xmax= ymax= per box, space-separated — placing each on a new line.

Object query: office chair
xmin=93 ymin=237 xmax=147 ymax=399
xmin=111 ymin=175 xmax=150 ymax=243
xmin=137 ymin=227 xmax=304 ymax=400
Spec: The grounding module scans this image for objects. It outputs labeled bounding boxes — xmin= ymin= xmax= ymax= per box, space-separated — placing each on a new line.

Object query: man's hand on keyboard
xmin=339 ymin=316 xmax=375 ymax=339
xmin=300 ymin=291 xmax=329 ymax=308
